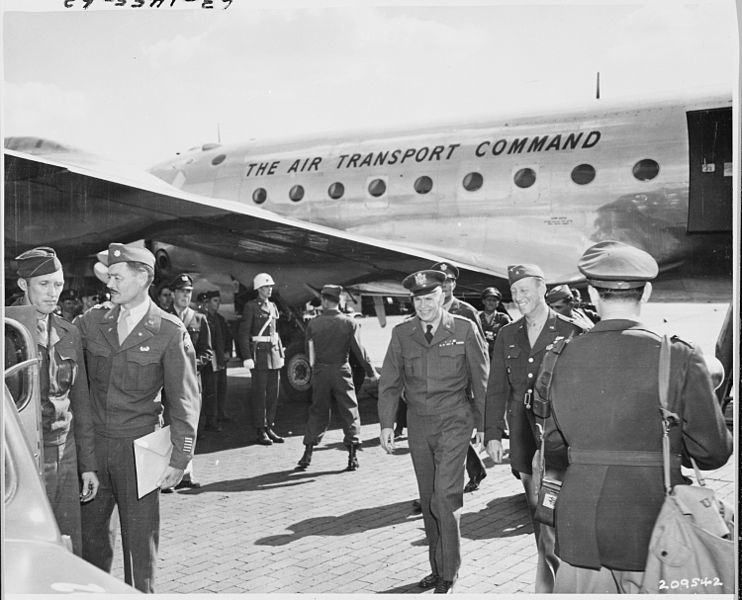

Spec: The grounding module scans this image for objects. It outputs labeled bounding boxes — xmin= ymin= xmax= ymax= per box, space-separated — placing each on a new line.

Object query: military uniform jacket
xmin=479 ymin=309 xmax=512 ymax=354
xmin=238 ymin=298 xmax=285 ymax=370
xmin=484 ymin=310 xmax=583 ymax=443
xmin=75 ymin=300 xmax=201 ymax=470
xmin=446 ymin=297 xmax=485 ymax=339
xmin=378 ymin=312 xmax=489 ymax=430
xmin=204 ymin=310 xmax=232 ymax=370
xmin=170 ymin=306 xmax=213 ymax=371
xmin=542 ymin=319 xmax=732 ymax=571
xmin=305 ymin=308 xmax=375 ymax=376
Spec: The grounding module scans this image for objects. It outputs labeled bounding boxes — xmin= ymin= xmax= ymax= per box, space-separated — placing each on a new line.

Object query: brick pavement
xmin=108 ymin=367 xmax=735 ymax=594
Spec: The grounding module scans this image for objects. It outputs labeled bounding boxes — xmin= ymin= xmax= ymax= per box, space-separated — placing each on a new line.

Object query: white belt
xmin=252 ymin=336 xmax=272 ymax=342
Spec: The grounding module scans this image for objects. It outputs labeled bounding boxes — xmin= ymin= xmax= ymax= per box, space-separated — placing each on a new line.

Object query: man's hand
xmin=79 ymin=471 xmax=99 ymax=503
xmin=380 ymin=427 xmax=395 ymax=454
xmin=486 ymin=439 xmax=504 ymax=463
xmin=367 ymin=371 xmax=380 ymax=383
xmin=243 ymin=358 xmax=255 ymax=370
xmin=157 ymin=466 xmax=185 ymax=490
xmin=473 ymin=431 xmax=485 ymax=449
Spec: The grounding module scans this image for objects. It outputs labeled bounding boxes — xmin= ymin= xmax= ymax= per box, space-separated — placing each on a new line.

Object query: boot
xmin=346 ymin=444 xmax=359 ymax=471
xmin=296 ymin=444 xmax=313 ymax=470
xmin=266 ymin=428 xmax=284 ymax=443
xmin=256 ymin=428 xmax=272 ymax=446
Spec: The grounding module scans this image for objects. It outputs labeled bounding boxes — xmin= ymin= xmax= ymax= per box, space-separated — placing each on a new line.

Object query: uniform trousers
xmin=250 ymin=368 xmax=280 ymax=428
xmin=44 ymin=434 xmax=82 ymax=556
xmin=303 ymin=364 xmax=361 ymax=447
xmin=554 ymin=562 xmax=643 ymax=594
xmin=81 ymin=433 xmax=159 ymax=593
xmin=408 ymin=407 xmax=473 ymax=581
xmin=201 ymin=365 xmax=228 ymax=422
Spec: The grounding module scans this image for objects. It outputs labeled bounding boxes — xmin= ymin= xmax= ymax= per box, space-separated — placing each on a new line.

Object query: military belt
xmin=252 ymin=336 xmax=272 ymax=342
xmin=568 ymin=449 xmax=680 ymax=467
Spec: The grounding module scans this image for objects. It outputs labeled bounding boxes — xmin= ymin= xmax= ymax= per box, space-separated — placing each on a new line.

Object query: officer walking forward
xmin=297 ymin=285 xmax=377 ymax=471
xmin=76 ymin=243 xmax=200 ymax=593
xmin=541 ymin=241 xmax=732 ymax=593
xmin=238 ymin=273 xmax=285 ymax=445
xmin=484 ymin=264 xmax=584 ymax=593
xmin=378 ymin=270 xmax=489 ymax=594
xmin=10 ymin=247 xmax=99 ymax=556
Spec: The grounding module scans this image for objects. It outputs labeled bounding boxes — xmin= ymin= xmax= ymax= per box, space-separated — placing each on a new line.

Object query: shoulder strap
xmin=533 ymin=334 xmax=572 ymax=418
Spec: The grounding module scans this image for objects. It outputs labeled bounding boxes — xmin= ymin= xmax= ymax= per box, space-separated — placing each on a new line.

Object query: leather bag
xmin=640 ymin=335 xmax=734 ymax=594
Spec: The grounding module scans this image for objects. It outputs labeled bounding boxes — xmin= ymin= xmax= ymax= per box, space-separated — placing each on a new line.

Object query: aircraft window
xmin=328 ymin=182 xmax=345 ymax=199
xmin=633 ymin=159 xmax=660 ymax=181
xmin=462 ymin=172 xmax=483 ymax=192
xmin=514 ymin=168 xmax=536 ymax=189
xmin=211 ymin=154 xmax=226 ymax=166
xmin=414 ymin=176 xmax=433 ymax=194
xmin=252 ymin=188 xmax=267 ymax=205
xmin=368 ymin=179 xmax=386 ymax=197
xmin=571 ymin=164 xmax=596 ymax=185
xmin=289 ymin=185 xmax=305 ymax=202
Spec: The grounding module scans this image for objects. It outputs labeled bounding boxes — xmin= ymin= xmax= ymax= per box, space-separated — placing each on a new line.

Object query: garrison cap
xmin=197 ymin=289 xmax=220 ymax=302
xmin=481 ymin=286 xmax=502 ymax=300
xmin=59 ymin=289 xmax=79 ymax=303
xmin=170 ymin=274 xmax=194 ymax=290
xmin=402 ymin=270 xmax=446 ymax=297
xmin=578 ymin=241 xmax=658 ymax=289
xmin=508 ymin=264 xmax=545 ymax=286
xmin=321 ymin=284 xmax=343 ymax=302
xmin=97 ymin=243 xmax=155 ymax=269
xmin=545 ymin=284 xmax=573 ymax=303
xmin=430 ymin=261 xmax=459 ymax=280
xmin=15 ymin=246 xmax=63 ymax=278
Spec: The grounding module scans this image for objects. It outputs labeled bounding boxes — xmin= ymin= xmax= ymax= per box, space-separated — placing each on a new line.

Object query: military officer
xmin=545 ymin=284 xmax=599 ymax=330
xmin=541 ymin=241 xmax=732 ymax=593
xmin=379 ymin=270 xmax=489 ymax=594
xmin=11 ymin=247 xmax=98 ymax=556
xmin=484 ymin=264 xmax=584 ymax=593
xmin=238 ymin=272 xmax=285 ymax=445
xmin=76 ymin=243 xmax=200 ymax=592
xmin=430 ymin=262 xmax=488 ymax=494
xmin=297 ymin=285 xmax=377 ymax=471
xmin=198 ymin=289 xmax=233 ymax=424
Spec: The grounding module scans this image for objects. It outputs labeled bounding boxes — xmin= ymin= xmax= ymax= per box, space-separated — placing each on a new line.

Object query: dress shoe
xmin=296 ymin=445 xmax=313 ymax=470
xmin=464 ymin=471 xmax=487 ymax=493
xmin=434 ymin=579 xmax=455 ymax=594
xmin=256 ymin=428 xmax=273 ymax=446
xmin=418 ymin=573 xmax=439 ymax=589
xmin=175 ymin=478 xmax=201 ymax=490
xmin=411 ymin=499 xmax=422 ymax=514
xmin=266 ymin=428 xmax=284 ymax=443
xmin=160 ymin=487 xmax=174 ymax=494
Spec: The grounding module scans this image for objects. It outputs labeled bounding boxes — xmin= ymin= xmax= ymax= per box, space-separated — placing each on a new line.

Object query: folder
xmin=133 ymin=426 xmax=172 ymax=499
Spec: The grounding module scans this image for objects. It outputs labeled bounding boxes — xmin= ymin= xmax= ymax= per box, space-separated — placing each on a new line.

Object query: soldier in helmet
xmin=238 ymin=273 xmax=285 ymax=446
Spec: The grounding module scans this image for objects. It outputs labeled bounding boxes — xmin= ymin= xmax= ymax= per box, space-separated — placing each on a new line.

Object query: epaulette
xmin=159 ymin=311 xmax=184 ymax=328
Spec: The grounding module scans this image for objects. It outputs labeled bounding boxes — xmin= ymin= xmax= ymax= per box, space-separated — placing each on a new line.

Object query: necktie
xmin=37 ymin=317 xmax=48 ymax=348
xmin=117 ymin=309 xmax=130 ymax=344
xmin=424 ymin=324 xmax=433 ymax=344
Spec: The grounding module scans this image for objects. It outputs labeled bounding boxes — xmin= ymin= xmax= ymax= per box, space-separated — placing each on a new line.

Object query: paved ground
xmin=107 ymin=302 xmax=735 ymax=594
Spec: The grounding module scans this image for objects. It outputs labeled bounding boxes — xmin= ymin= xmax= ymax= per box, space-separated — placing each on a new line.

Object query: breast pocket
xmin=505 ymin=346 xmax=525 ymax=385
xmin=439 ymin=344 xmax=466 ymax=370
xmin=52 ymin=340 xmax=79 ymax=394
xmin=86 ymin=339 xmax=112 ymax=389
xmin=125 ymin=349 xmax=162 ymax=393
xmin=403 ymin=349 xmax=424 ymax=378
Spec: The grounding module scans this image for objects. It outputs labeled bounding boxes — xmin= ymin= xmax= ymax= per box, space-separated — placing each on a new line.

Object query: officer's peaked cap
xmin=59 ymin=289 xmax=79 ymax=302
xmin=170 ymin=274 xmax=194 ymax=290
xmin=545 ymin=284 xmax=573 ymax=303
xmin=15 ymin=246 xmax=63 ymax=278
xmin=430 ymin=262 xmax=459 ymax=280
xmin=321 ymin=284 xmax=343 ymax=301
xmin=97 ymin=243 xmax=155 ymax=269
xmin=578 ymin=241 xmax=658 ymax=289
xmin=508 ymin=264 xmax=545 ymax=286
xmin=197 ymin=289 xmax=220 ymax=302
xmin=403 ymin=270 xmax=446 ymax=297
xmin=481 ymin=287 xmax=502 ymax=300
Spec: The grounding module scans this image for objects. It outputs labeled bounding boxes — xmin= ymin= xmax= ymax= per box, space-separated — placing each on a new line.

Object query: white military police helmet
xmin=253 ymin=273 xmax=275 ymax=289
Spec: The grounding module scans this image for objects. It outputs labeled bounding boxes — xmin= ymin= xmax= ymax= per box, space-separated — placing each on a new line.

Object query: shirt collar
xmin=123 ymin=297 xmax=151 ymax=326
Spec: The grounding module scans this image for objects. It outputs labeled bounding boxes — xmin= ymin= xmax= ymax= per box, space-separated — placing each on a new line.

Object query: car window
xmin=5 ymin=322 xmax=30 ymax=410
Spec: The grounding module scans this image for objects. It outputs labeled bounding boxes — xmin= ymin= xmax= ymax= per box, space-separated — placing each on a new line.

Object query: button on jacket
xmin=75 ymin=300 xmax=201 ymax=470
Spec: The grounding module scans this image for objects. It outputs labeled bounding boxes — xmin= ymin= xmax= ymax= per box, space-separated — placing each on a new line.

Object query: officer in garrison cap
xmin=238 ymin=272 xmax=286 ymax=446
xmin=378 ymin=270 xmax=489 ymax=593
xmin=198 ymin=289 xmax=234 ymax=425
xmin=539 ymin=241 xmax=732 ymax=593
xmin=484 ymin=263 xmax=585 ymax=593
xmin=297 ymin=285 xmax=377 ymax=472
xmin=75 ymin=243 xmax=200 ymax=592
xmin=9 ymin=247 xmax=98 ymax=557
xmin=430 ymin=262 xmax=489 ymax=494
xmin=545 ymin=284 xmax=599 ymax=331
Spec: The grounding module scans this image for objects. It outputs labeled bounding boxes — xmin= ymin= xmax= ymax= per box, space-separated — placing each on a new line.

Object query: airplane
xmin=4 ymin=90 xmax=734 ymax=399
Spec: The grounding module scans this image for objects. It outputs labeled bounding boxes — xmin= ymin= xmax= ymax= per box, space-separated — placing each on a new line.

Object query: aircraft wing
xmin=4 ymin=150 xmax=505 ymax=305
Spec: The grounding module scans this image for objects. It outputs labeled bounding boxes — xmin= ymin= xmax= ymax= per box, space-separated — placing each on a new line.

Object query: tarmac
xmin=108 ymin=304 xmax=736 ymax=594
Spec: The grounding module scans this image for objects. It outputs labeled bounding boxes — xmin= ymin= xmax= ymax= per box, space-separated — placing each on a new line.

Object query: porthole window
xmin=289 ymin=185 xmax=305 ymax=202
xmin=633 ymin=159 xmax=660 ymax=181
xmin=211 ymin=154 xmax=226 ymax=166
xmin=462 ymin=172 xmax=483 ymax=192
xmin=368 ymin=179 xmax=386 ymax=197
xmin=414 ymin=176 xmax=433 ymax=194
xmin=328 ymin=182 xmax=345 ymax=199
xmin=252 ymin=188 xmax=267 ymax=205
xmin=571 ymin=164 xmax=596 ymax=185
xmin=514 ymin=168 xmax=536 ymax=189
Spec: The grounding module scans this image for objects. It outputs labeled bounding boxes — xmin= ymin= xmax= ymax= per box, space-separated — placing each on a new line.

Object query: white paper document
xmin=133 ymin=426 xmax=172 ymax=499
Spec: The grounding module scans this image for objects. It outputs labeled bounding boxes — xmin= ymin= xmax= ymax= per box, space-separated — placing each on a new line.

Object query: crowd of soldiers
xmin=8 ymin=239 xmax=732 ymax=594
